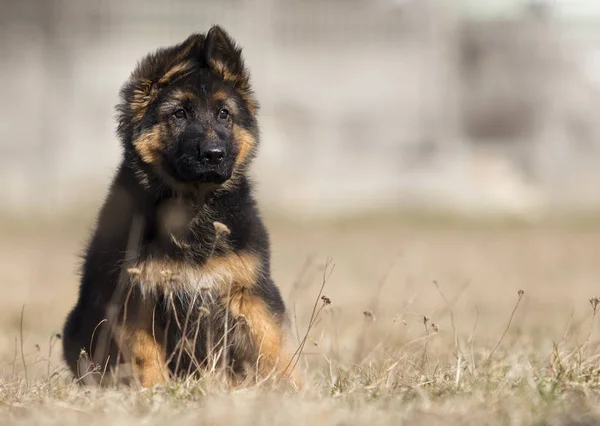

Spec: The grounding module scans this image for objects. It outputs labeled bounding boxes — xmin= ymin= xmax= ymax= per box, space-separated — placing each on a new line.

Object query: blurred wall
xmin=1 ymin=0 xmax=600 ymax=219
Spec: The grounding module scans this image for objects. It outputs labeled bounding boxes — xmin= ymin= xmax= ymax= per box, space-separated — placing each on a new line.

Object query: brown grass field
xmin=2 ymin=213 xmax=600 ymax=425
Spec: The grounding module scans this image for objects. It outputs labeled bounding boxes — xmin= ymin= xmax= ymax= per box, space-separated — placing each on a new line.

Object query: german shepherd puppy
xmin=61 ymin=26 xmax=299 ymax=388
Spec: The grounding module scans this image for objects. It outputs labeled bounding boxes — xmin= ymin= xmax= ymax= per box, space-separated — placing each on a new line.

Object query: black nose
xmin=200 ymin=147 xmax=225 ymax=165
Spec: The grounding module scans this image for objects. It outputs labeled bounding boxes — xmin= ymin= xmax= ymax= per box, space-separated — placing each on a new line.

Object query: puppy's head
xmin=117 ymin=26 xmax=258 ymax=190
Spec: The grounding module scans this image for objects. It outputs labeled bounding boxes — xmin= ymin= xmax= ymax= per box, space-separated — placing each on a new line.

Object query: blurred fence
xmin=1 ymin=0 xmax=600 ymax=219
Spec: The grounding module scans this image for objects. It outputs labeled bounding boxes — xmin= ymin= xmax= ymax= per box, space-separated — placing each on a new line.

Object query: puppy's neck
xmin=154 ymin=197 xmax=199 ymax=241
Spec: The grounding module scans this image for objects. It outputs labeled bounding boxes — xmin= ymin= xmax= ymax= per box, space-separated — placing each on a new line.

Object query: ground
xmin=2 ymin=213 xmax=600 ymax=425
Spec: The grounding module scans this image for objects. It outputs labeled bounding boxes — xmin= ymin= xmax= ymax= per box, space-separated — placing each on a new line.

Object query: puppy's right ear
xmin=118 ymin=34 xmax=205 ymax=127
xmin=176 ymin=33 xmax=206 ymax=64
xmin=132 ymin=33 xmax=205 ymax=94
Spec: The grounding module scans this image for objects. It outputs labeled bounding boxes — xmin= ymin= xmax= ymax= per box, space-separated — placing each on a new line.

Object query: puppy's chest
xmin=127 ymin=257 xmax=229 ymax=301
xmin=127 ymin=248 xmax=260 ymax=300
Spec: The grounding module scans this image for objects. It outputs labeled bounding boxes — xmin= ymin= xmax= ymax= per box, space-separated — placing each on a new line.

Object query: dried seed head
xmin=590 ymin=297 xmax=600 ymax=312
xmin=423 ymin=315 xmax=430 ymax=325
xmin=213 ymin=221 xmax=231 ymax=236
xmin=199 ymin=307 xmax=211 ymax=316
xmin=55 ymin=333 xmax=62 ymax=339
xmin=363 ymin=310 xmax=375 ymax=321
xmin=518 ymin=289 xmax=525 ymax=297
xmin=431 ymin=323 xmax=440 ymax=332
xmin=393 ymin=315 xmax=407 ymax=326
xmin=321 ymin=295 xmax=332 ymax=306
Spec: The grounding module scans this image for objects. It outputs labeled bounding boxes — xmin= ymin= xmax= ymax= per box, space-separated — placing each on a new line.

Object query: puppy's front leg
xmin=114 ymin=298 xmax=168 ymax=387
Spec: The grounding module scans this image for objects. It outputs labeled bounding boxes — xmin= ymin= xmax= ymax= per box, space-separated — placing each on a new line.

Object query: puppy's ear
xmin=203 ymin=25 xmax=250 ymax=91
xmin=119 ymin=34 xmax=204 ymax=127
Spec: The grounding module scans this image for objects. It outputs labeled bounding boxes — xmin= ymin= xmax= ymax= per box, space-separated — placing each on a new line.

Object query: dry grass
xmin=2 ymin=215 xmax=600 ymax=425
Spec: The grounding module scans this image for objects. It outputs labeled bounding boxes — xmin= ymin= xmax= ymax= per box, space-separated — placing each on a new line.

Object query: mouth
xmin=174 ymin=156 xmax=232 ymax=184
xmin=198 ymin=170 xmax=231 ymax=184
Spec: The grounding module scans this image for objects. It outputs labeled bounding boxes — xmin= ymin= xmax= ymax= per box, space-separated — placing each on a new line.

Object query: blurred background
xmin=3 ymin=1 xmax=600 ymax=397
xmin=2 ymin=0 xmax=600 ymax=221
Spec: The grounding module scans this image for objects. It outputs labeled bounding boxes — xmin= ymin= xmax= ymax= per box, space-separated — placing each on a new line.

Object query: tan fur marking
xmin=158 ymin=60 xmax=194 ymax=86
xmin=229 ymin=294 xmax=281 ymax=361
xmin=130 ymin=61 xmax=194 ymax=123
xmin=133 ymin=125 xmax=163 ymax=166
xmin=209 ymin=251 xmax=261 ymax=289
xmin=158 ymin=90 xmax=196 ymax=117
xmin=131 ymin=78 xmax=157 ymax=122
xmin=227 ymin=291 xmax=299 ymax=385
xmin=114 ymin=300 xmax=168 ymax=387
xmin=171 ymin=89 xmax=195 ymax=103
xmin=212 ymin=90 xmax=228 ymax=102
xmin=233 ymin=126 xmax=256 ymax=168
xmin=130 ymin=251 xmax=261 ymax=298
xmin=207 ymin=61 xmax=256 ymax=114
xmin=209 ymin=59 xmax=237 ymax=84
xmin=244 ymin=97 xmax=258 ymax=116
xmin=217 ymin=126 xmax=257 ymax=192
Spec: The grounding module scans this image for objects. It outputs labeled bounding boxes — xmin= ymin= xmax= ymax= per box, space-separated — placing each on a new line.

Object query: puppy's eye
xmin=218 ymin=107 xmax=230 ymax=121
xmin=173 ymin=109 xmax=186 ymax=119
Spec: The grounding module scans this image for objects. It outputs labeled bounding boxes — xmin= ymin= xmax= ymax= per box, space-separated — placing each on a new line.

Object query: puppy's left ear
xmin=203 ymin=25 xmax=250 ymax=91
